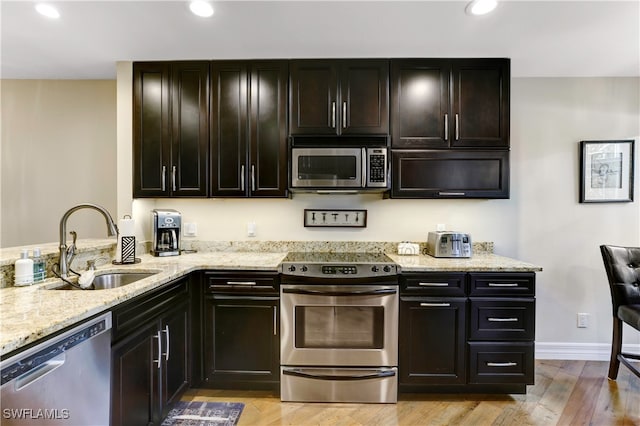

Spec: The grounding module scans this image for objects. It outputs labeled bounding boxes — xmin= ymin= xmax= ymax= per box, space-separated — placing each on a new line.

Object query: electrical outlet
xmin=577 ymin=313 xmax=589 ymax=328
xmin=184 ymin=222 xmax=197 ymax=237
xmin=436 ymin=223 xmax=446 ymax=231
xmin=247 ymin=221 xmax=256 ymax=237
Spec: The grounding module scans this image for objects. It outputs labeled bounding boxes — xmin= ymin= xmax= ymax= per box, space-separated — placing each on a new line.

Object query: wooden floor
xmin=182 ymin=360 xmax=639 ymax=425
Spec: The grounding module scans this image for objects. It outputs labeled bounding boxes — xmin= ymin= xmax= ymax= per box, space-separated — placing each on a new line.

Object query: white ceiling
xmin=1 ymin=0 xmax=639 ymax=79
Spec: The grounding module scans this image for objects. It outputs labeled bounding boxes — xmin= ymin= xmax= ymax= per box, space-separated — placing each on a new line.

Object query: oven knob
xmin=288 ymin=265 xmax=296 ymax=272
xmin=371 ymin=266 xmax=379 ymax=273
xmin=383 ymin=265 xmax=391 ymax=273
xmin=301 ymin=266 xmax=308 ymax=272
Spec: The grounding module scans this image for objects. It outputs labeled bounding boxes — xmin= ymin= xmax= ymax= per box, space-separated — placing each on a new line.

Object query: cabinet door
xmin=249 ymin=61 xmax=289 ymax=197
xmin=289 ymin=60 xmax=338 ymax=135
xmin=133 ymin=62 xmax=171 ymax=197
xmin=211 ymin=61 xmax=249 ymax=196
xmin=204 ymin=296 xmax=279 ymax=389
xmin=161 ymin=302 xmax=190 ymax=414
xmin=111 ymin=321 xmax=161 ymax=426
xmin=450 ymin=59 xmax=510 ymax=148
xmin=391 ymin=149 xmax=510 ymax=199
xmin=390 ymin=59 xmax=449 ymax=148
xmin=340 ymin=60 xmax=389 ymax=135
xmin=170 ymin=61 xmax=209 ymax=196
xmin=399 ymin=298 xmax=467 ymax=385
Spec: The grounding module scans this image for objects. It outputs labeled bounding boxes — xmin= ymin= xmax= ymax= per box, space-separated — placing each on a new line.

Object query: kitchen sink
xmin=48 ymin=272 xmax=158 ymax=290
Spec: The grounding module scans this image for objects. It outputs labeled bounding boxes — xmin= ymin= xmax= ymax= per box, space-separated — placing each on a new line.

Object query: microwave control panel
xmin=367 ymin=148 xmax=387 ymax=187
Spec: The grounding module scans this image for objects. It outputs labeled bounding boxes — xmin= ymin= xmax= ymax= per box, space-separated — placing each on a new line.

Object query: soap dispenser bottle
xmin=32 ymin=247 xmax=46 ymax=283
xmin=14 ymin=249 xmax=34 ymax=286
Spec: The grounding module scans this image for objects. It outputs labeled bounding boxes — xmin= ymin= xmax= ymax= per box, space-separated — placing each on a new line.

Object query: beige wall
xmin=1 ymin=80 xmax=117 ymax=247
xmin=512 ymin=78 xmax=640 ymax=356
xmin=2 ymin=71 xmax=639 ymax=357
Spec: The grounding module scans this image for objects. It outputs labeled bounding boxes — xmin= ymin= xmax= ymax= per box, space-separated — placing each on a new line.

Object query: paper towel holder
xmin=112 ymin=214 xmax=141 ymax=265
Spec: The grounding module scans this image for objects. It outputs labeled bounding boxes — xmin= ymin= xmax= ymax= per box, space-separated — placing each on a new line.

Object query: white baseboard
xmin=536 ymin=342 xmax=640 ymax=361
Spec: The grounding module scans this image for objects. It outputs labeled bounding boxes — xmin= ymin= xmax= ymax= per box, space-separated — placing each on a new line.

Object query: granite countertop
xmin=0 ymin=248 xmax=541 ymax=357
xmin=0 ymin=251 xmax=287 ymax=357
xmin=388 ymin=253 xmax=543 ymax=272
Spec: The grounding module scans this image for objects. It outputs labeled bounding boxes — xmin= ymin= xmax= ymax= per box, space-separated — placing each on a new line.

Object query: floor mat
xmin=161 ymin=401 xmax=245 ymax=426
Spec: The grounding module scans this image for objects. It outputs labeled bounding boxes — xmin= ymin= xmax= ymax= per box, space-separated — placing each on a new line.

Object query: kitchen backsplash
xmin=0 ymin=239 xmax=494 ymax=288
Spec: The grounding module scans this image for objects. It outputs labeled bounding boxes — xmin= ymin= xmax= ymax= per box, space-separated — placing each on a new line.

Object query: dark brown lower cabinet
xmin=111 ymin=278 xmax=191 ymax=426
xmin=399 ymin=297 xmax=467 ymax=387
xmin=399 ymin=272 xmax=536 ymax=393
xmin=202 ymin=272 xmax=280 ymax=390
xmin=391 ymin=149 xmax=509 ymax=198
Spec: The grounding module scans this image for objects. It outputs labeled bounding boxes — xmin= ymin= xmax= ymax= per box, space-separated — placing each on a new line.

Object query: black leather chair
xmin=600 ymin=245 xmax=640 ymax=380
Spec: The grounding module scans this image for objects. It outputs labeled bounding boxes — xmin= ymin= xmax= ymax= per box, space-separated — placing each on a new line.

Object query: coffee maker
xmin=151 ymin=209 xmax=181 ymax=256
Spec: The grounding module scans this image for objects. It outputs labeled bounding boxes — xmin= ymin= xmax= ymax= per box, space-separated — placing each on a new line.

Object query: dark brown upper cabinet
xmin=210 ymin=61 xmax=288 ymax=198
xmin=391 ymin=149 xmax=510 ymax=199
xmin=391 ymin=58 xmax=510 ymax=149
xmin=133 ymin=61 xmax=209 ymax=197
xmin=289 ymin=59 xmax=389 ymax=136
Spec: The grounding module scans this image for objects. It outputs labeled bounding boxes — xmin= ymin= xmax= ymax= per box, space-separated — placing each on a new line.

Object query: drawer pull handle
xmin=438 ymin=192 xmax=465 ymax=196
xmin=226 ymin=281 xmax=257 ymax=286
xmin=488 ymin=283 xmax=519 ymax=287
xmin=419 ymin=282 xmax=449 ymax=287
xmin=420 ymin=302 xmax=450 ymax=307
xmin=486 ymin=362 xmax=518 ymax=367
xmin=488 ymin=317 xmax=519 ymax=322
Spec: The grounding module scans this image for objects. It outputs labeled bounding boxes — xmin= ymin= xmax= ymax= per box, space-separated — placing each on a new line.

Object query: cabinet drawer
xmin=112 ymin=278 xmax=189 ymax=341
xmin=468 ymin=342 xmax=534 ymax=385
xmin=401 ymin=273 xmax=466 ymax=296
xmin=469 ymin=299 xmax=535 ymax=341
xmin=469 ymin=273 xmax=535 ymax=296
xmin=204 ymin=272 xmax=279 ymax=294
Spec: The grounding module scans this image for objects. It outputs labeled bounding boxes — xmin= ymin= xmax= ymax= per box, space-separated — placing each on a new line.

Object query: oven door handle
xmin=282 ymin=369 xmax=396 ymax=381
xmin=282 ymin=288 xmax=397 ymax=296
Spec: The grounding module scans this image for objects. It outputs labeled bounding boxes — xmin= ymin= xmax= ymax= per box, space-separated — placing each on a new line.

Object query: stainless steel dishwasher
xmin=1 ymin=312 xmax=112 ymax=425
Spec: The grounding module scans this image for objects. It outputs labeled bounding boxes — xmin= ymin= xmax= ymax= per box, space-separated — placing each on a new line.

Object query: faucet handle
xmin=86 ymin=257 xmax=108 ymax=270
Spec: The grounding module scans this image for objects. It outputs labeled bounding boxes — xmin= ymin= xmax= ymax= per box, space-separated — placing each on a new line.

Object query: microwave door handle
xmin=362 ymin=147 xmax=367 ymax=188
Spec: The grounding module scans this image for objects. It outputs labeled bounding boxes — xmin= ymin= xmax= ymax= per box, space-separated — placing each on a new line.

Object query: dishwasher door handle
xmin=14 ymin=353 xmax=65 ymax=392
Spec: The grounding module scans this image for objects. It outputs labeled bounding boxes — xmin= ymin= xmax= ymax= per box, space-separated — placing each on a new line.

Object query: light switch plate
xmin=304 ymin=209 xmax=367 ymax=228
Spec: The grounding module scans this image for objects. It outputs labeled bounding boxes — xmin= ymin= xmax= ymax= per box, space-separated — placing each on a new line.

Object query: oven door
xmin=291 ymin=148 xmax=364 ymax=188
xmin=280 ymin=284 xmax=398 ymax=367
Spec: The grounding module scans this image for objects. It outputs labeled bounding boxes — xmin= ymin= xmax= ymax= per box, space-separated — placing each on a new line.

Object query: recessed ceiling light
xmin=35 ymin=3 xmax=60 ymax=19
xmin=189 ymin=1 xmax=214 ymax=18
xmin=465 ymin=0 xmax=498 ymax=16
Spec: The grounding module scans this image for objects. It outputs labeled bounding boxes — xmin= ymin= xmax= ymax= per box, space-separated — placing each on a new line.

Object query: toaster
xmin=426 ymin=231 xmax=472 ymax=258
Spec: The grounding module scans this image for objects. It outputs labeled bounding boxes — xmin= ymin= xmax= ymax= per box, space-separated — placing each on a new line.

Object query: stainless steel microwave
xmin=291 ymin=147 xmax=388 ymax=191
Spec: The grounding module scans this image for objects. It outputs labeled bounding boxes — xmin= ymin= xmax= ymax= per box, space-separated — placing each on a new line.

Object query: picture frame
xmin=579 ymin=140 xmax=634 ymax=203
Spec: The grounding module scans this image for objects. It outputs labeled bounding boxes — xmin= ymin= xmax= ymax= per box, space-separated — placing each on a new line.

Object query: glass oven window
xmin=294 ymin=306 xmax=384 ymax=349
xmin=297 ymin=156 xmax=357 ymax=180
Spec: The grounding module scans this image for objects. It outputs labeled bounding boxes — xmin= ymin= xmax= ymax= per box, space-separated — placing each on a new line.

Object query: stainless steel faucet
xmin=57 ymin=203 xmax=118 ymax=278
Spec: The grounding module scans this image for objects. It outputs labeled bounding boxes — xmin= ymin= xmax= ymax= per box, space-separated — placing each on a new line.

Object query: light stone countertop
xmin=0 ymin=251 xmax=287 ymax=357
xmin=0 ymin=248 xmax=541 ymax=357
xmin=388 ymin=253 xmax=543 ymax=272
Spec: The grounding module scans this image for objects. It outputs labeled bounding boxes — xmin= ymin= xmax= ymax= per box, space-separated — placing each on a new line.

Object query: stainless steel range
xmin=280 ymin=252 xmax=399 ymax=403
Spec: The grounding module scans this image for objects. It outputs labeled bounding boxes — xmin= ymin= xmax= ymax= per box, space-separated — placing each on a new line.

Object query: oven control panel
xmin=322 ymin=265 xmax=357 ymax=275
xmin=282 ymin=263 xmax=398 ymax=279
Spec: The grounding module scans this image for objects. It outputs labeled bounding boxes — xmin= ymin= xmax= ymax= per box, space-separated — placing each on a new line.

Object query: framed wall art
xmin=579 ymin=140 xmax=634 ymax=203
